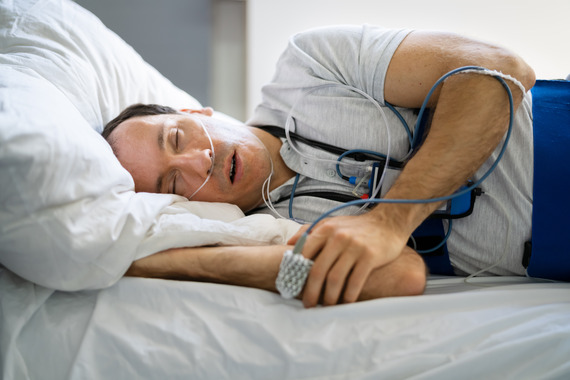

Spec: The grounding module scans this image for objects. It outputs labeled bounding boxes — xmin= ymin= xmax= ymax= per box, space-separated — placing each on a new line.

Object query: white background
xmin=246 ymin=0 xmax=570 ymax=117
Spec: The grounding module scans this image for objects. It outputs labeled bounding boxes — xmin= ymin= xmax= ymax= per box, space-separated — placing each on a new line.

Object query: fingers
xmin=321 ymin=252 xmax=358 ymax=306
xmin=297 ymin=216 xmax=403 ymax=308
xmin=303 ymin=248 xmax=374 ymax=307
xmin=287 ymin=224 xmax=310 ymax=245
xmin=301 ymin=222 xmax=376 ymax=307
xmin=342 ymin=261 xmax=373 ymax=304
xmin=302 ymin=235 xmax=352 ymax=307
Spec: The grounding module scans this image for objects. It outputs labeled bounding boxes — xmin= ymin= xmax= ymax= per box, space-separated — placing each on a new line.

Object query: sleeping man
xmin=102 ymin=26 xmax=564 ymax=308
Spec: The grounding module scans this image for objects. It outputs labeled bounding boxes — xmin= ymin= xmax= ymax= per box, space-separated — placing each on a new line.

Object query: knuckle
xmin=360 ymin=248 xmax=376 ymax=262
xmin=330 ymin=230 xmax=351 ymax=246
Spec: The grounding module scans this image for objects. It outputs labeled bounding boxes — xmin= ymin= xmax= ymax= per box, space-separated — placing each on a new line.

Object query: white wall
xmin=212 ymin=0 xmax=246 ymax=121
xmin=246 ymin=0 xmax=570 ymax=117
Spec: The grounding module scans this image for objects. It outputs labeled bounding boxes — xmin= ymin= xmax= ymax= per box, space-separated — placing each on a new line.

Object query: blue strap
xmin=527 ymin=80 xmax=570 ymax=281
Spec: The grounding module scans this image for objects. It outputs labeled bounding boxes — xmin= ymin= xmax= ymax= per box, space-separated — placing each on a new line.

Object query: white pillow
xmin=0 ymin=0 xmax=201 ymax=129
xmin=0 ymin=0 xmax=300 ymax=291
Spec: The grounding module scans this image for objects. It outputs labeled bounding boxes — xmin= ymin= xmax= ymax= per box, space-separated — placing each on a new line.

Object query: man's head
xmin=103 ymin=103 xmax=273 ymax=211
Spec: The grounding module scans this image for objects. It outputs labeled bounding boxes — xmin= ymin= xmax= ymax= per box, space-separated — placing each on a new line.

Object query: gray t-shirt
xmin=247 ymin=25 xmax=533 ymax=276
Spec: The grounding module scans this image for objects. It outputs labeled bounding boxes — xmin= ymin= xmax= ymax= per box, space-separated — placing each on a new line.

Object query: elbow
xmin=394 ymin=251 xmax=427 ymax=297
xmin=490 ymin=48 xmax=536 ymax=93
xmin=395 ymin=247 xmax=428 ymax=297
xmin=505 ymin=55 xmax=536 ymax=93
xmin=400 ymin=263 xmax=427 ymax=296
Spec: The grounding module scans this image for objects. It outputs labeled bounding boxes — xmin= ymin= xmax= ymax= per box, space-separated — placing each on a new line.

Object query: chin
xmin=240 ymin=197 xmax=264 ymax=213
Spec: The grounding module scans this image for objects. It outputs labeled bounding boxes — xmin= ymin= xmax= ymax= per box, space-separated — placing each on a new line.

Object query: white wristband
xmin=275 ymin=250 xmax=314 ymax=299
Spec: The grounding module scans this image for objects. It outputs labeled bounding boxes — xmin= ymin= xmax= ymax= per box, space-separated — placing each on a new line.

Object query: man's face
xmin=110 ymin=112 xmax=272 ymax=211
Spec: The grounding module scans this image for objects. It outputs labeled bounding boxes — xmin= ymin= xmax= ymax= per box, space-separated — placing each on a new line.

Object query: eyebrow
xmin=155 ymin=124 xmax=166 ymax=193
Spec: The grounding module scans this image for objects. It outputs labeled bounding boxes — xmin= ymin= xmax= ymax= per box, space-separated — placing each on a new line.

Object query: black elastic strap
xmin=256 ymin=124 xmax=405 ymax=169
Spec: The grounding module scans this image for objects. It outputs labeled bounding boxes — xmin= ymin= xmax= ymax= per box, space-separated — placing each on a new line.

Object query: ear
xmin=180 ymin=107 xmax=214 ymax=117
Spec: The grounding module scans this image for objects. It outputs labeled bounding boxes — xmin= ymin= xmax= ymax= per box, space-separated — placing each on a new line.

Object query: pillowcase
xmin=0 ymin=0 xmax=299 ymax=291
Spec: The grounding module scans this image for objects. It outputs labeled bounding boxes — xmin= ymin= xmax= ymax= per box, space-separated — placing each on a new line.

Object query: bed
xmin=1 ymin=1 xmax=570 ymax=379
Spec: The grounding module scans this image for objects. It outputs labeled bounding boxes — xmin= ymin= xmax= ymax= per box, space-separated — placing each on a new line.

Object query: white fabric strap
xmin=275 ymin=250 xmax=314 ymax=299
xmin=458 ymin=68 xmax=527 ymax=95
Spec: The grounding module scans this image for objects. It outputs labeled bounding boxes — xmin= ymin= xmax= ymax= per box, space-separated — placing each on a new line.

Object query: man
xmin=103 ymin=26 xmax=539 ymax=307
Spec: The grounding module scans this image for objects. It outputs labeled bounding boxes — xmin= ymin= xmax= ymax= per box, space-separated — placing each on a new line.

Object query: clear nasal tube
xmin=188 ymin=117 xmax=215 ymax=200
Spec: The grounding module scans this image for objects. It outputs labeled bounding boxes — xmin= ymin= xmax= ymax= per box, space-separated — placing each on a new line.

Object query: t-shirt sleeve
xmin=248 ymin=25 xmax=412 ymax=128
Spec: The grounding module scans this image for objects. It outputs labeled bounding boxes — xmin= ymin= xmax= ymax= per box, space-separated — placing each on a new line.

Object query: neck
xmin=248 ymin=126 xmax=296 ymax=191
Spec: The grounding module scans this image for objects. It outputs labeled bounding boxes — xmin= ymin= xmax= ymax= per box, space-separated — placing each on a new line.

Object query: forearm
xmin=372 ymin=67 xmax=532 ymax=240
xmin=125 ymin=244 xmax=425 ymax=303
xmin=125 ymin=245 xmax=285 ymax=292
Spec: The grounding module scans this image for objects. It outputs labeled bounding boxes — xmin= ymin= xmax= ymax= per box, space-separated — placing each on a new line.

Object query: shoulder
xmin=284 ymin=25 xmax=413 ymax=77
xmin=289 ymin=24 xmax=410 ymax=49
xmin=290 ymin=25 xmax=363 ymax=43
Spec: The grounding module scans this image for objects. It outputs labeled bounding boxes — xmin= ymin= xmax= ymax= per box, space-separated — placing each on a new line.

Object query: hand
xmin=288 ymin=212 xmax=409 ymax=308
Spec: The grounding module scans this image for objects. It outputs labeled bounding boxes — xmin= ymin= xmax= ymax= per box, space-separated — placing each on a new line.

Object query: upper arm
xmin=384 ymin=31 xmax=536 ymax=108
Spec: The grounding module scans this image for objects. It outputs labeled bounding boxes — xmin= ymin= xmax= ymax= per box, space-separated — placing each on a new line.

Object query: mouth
xmin=229 ymin=152 xmax=236 ymax=184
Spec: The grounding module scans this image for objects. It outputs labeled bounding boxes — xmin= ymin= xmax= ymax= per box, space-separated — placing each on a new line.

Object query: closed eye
xmin=168 ymin=128 xmax=181 ymax=194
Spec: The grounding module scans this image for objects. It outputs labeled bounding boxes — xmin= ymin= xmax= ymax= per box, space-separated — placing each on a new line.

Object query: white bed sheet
xmin=2 ymin=268 xmax=569 ymax=380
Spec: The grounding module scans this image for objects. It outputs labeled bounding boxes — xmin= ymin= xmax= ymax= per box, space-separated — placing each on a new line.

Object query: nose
xmin=172 ymin=148 xmax=214 ymax=180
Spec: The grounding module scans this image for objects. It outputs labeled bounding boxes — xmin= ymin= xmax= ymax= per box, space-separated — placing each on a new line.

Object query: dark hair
xmin=102 ymin=103 xmax=178 ymax=140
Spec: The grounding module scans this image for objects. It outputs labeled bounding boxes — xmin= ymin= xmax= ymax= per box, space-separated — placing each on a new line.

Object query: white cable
xmin=282 ymin=83 xmax=395 ymax=216
xmin=269 ymin=68 xmax=525 ymax=223
xmin=284 ymin=83 xmax=393 ymax=186
xmin=261 ymin=155 xmax=292 ymax=220
xmin=261 ymin=156 xmax=277 ymax=213
xmin=188 ymin=118 xmax=215 ymax=200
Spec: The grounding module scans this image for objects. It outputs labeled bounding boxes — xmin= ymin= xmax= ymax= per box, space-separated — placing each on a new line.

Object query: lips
xmin=229 ymin=154 xmax=236 ymax=183
xmin=227 ymin=150 xmax=243 ymax=185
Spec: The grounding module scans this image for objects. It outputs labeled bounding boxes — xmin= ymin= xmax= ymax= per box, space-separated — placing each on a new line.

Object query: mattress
xmin=2 ymin=269 xmax=570 ymax=379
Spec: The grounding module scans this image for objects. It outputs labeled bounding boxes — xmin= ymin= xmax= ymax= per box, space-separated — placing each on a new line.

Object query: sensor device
xmin=275 ymin=234 xmax=313 ymax=299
